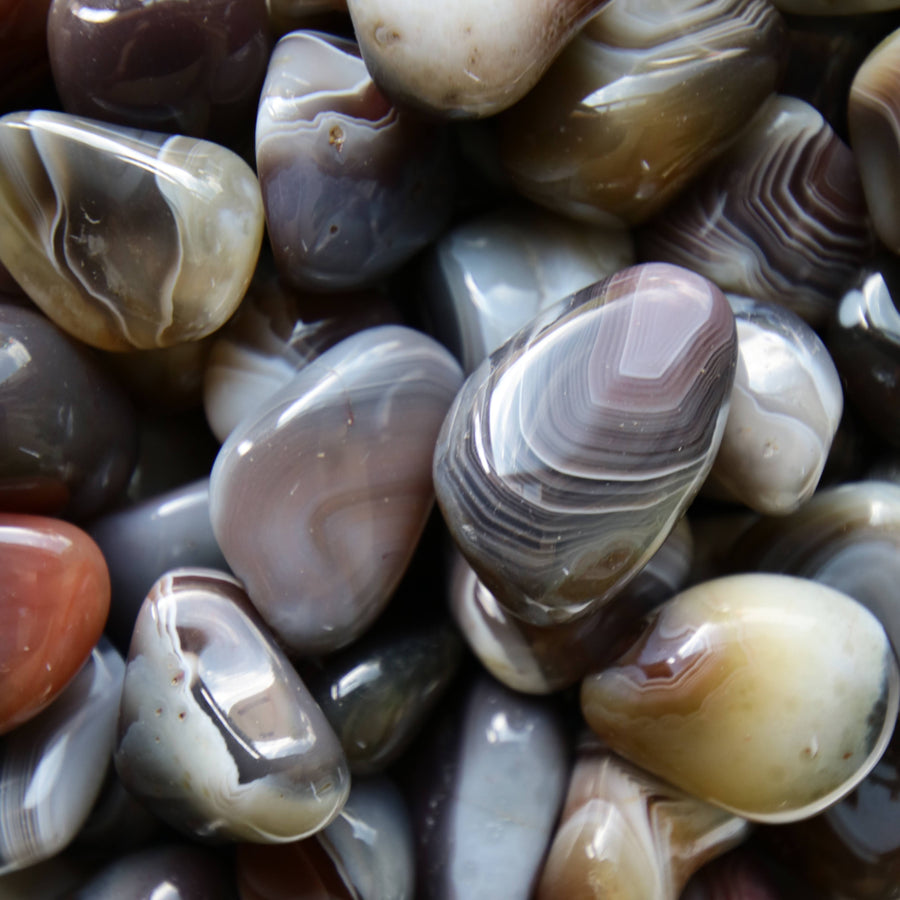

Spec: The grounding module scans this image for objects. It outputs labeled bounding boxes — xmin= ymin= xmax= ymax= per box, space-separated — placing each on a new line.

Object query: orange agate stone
xmin=0 ymin=513 xmax=110 ymax=734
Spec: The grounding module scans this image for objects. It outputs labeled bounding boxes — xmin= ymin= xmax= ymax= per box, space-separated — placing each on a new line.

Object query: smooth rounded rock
xmin=210 ymin=325 xmax=463 ymax=656
xmin=115 ymin=568 xmax=350 ymax=843
xmin=0 ymin=514 xmax=110 ymax=734
xmin=581 ymin=573 xmax=900 ymax=823
xmin=0 ymin=111 xmax=264 ymax=351
xmin=434 ymin=262 xmax=736 ymax=626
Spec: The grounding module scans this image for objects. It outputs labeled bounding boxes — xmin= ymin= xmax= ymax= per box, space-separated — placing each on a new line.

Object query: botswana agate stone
xmin=536 ymin=736 xmax=750 ymax=900
xmin=449 ymin=518 xmax=693 ymax=694
xmin=115 ymin=569 xmax=349 ymax=843
xmin=210 ymin=325 xmax=462 ymax=655
xmin=499 ymin=0 xmax=787 ymax=227
xmin=0 ymin=640 xmax=124 ymax=875
xmin=0 ymin=111 xmax=264 ymax=351
xmin=0 ymin=514 xmax=110 ymax=734
xmin=203 ymin=268 xmax=400 ymax=442
xmin=829 ymin=264 xmax=900 ymax=447
xmin=255 ymin=31 xmax=453 ymax=292
xmin=425 ymin=204 xmax=634 ymax=374
xmin=0 ymin=302 xmax=137 ymax=518
xmin=47 ymin=0 xmax=271 ymax=141
xmin=434 ymin=262 xmax=736 ymax=626
xmin=346 ymin=0 xmax=605 ymax=118
xmin=581 ymin=573 xmax=900 ymax=822
xmin=640 ymin=95 xmax=874 ymax=327
xmin=707 ymin=296 xmax=843 ymax=515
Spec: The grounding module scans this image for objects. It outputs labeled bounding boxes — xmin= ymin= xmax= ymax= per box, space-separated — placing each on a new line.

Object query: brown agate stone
xmin=0 ymin=514 xmax=110 ymax=734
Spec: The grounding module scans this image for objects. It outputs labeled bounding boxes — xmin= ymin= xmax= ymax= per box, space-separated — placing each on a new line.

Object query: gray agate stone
xmin=255 ymin=30 xmax=454 ymax=292
xmin=707 ymin=296 xmax=843 ymax=515
xmin=413 ymin=675 xmax=569 ymax=900
xmin=210 ymin=325 xmax=463 ymax=656
xmin=114 ymin=568 xmax=350 ymax=843
xmin=0 ymin=639 xmax=125 ymax=875
xmin=434 ymin=262 xmax=736 ymax=627
xmin=425 ymin=204 xmax=634 ymax=374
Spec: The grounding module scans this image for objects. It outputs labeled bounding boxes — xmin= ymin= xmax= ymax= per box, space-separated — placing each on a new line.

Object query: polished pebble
xmin=424 ymin=203 xmax=634 ymax=374
xmin=582 ymin=573 xmax=900 ymax=822
xmin=256 ymin=30 xmax=454 ymax=291
xmin=0 ymin=639 xmax=124 ymax=875
xmin=0 ymin=302 xmax=137 ymax=517
xmin=0 ymin=111 xmax=264 ymax=350
xmin=536 ymin=735 xmax=750 ymax=900
xmin=681 ymin=848 xmax=794 ymax=900
xmin=434 ymin=262 xmax=736 ymax=626
xmin=500 ymin=0 xmax=787 ymax=227
xmin=707 ymin=296 xmax=843 ymax=515
xmin=48 ymin=0 xmax=271 ymax=141
xmin=0 ymin=514 xmax=110 ymax=734
xmin=640 ymin=95 xmax=875 ymax=327
xmin=115 ymin=569 xmax=350 ymax=842
xmin=210 ymin=325 xmax=463 ymax=656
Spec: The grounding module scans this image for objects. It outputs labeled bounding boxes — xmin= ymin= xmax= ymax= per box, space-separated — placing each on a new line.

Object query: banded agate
xmin=115 ymin=569 xmax=349 ymax=843
xmin=640 ymin=95 xmax=874 ymax=327
xmin=434 ymin=262 xmax=736 ymax=626
xmin=0 ymin=111 xmax=264 ymax=350
xmin=255 ymin=31 xmax=453 ymax=292
xmin=581 ymin=573 xmax=899 ymax=822
xmin=499 ymin=0 xmax=786 ymax=227
xmin=536 ymin=736 xmax=750 ymax=900
xmin=210 ymin=325 xmax=462 ymax=655
xmin=346 ymin=0 xmax=605 ymax=118
xmin=708 ymin=296 xmax=843 ymax=515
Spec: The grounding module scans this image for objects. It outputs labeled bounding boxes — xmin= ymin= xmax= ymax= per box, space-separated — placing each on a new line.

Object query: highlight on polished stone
xmin=536 ymin=735 xmax=750 ymax=900
xmin=707 ymin=296 xmax=843 ymax=515
xmin=255 ymin=30 xmax=454 ymax=292
xmin=499 ymin=0 xmax=787 ymax=227
xmin=0 ymin=514 xmax=110 ymax=734
xmin=0 ymin=111 xmax=264 ymax=350
xmin=581 ymin=573 xmax=900 ymax=822
xmin=114 ymin=568 xmax=350 ymax=843
xmin=345 ymin=0 xmax=605 ymax=118
xmin=640 ymin=95 xmax=875 ymax=327
xmin=434 ymin=262 xmax=736 ymax=626
xmin=210 ymin=325 xmax=463 ymax=656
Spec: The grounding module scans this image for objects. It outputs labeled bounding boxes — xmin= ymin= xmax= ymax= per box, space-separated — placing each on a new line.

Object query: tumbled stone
xmin=434 ymin=262 xmax=736 ymax=626
xmin=115 ymin=569 xmax=349 ymax=843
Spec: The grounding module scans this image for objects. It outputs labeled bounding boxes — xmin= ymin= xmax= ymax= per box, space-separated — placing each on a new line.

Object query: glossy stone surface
xmin=640 ymin=95 xmax=874 ymax=327
xmin=256 ymin=31 xmax=454 ymax=291
xmin=210 ymin=325 xmax=463 ymax=655
xmin=346 ymin=0 xmax=605 ymax=118
xmin=707 ymin=296 xmax=843 ymax=515
xmin=88 ymin=479 xmax=229 ymax=652
xmin=237 ymin=777 xmax=414 ymax=900
xmin=500 ymin=0 xmax=786 ymax=227
xmin=0 ymin=111 xmax=264 ymax=350
xmin=434 ymin=262 xmax=736 ymax=626
xmin=0 ymin=639 xmax=124 ymax=874
xmin=413 ymin=676 xmax=569 ymax=900
xmin=737 ymin=480 xmax=900 ymax=655
xmin=424 ymin=204 xmax=634 ymax=374
xmin=203 ymin=268 xmax=400 ymax=442
xmin=829 ymin=263 xmax=900 ymax=448
xmin=70 ymin=844 xmax=236 ymax=900
xmin=0 ymin=514 xmax=110 ymax=734
xmin=582 ymin=573 xmax=900 ymax=822
xmin=48 ymin=0 xmax=271 ymax=141
xmin=0 ymin=302 xmax=137 ymax=517
xmin=536 ymin=736 xmax=750 ymax=900
xmin=115 ymin=569 xmax=350 ymax=842
xmin=449 ymin=518 xmax=693 ymax=694
xmin=306 ymin=619 xmax=463 ymax=774
xmin=681 ymin=848 xmax=794 ymax=900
